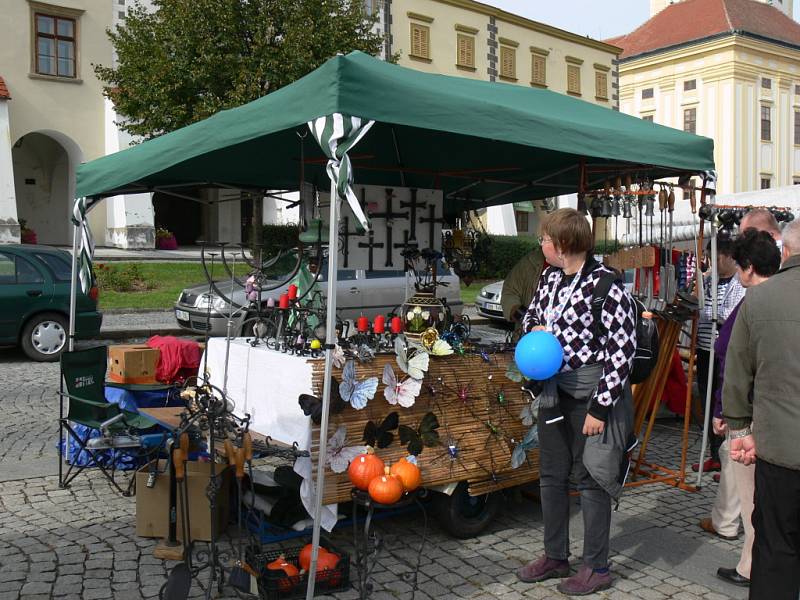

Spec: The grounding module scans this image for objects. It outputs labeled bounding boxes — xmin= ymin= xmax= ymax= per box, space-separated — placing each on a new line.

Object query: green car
xmin=0 ymin=245 xmax=102 ymax=361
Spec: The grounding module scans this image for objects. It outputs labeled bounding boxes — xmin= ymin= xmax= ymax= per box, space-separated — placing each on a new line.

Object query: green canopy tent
xmin=70 ymin=50 xmax=714 ymax=599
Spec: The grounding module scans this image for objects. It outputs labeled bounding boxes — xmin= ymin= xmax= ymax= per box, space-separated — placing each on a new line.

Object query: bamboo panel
xmin=308 ymin=352 xmax=540 ymax=503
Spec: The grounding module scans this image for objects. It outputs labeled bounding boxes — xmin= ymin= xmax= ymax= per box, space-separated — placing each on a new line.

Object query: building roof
xmin=0 ymin=76 xmax=10 ymax=100
xmin=606 ymin=0 xmax=800 ymax=60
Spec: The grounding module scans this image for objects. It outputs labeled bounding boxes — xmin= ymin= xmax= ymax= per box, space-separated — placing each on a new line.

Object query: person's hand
xmin=532 ymin=325 xmax=547 ymax=332
xmin=730 ymin=435 xmax=757 ymax=466
xmin=583 ymin=414 xmax=605 ymax=436
xmin=712 ymin=417 xmax=727 ymax=436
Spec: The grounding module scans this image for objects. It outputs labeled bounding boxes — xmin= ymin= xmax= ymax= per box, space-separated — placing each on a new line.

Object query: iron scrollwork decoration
xmin=441 ymin=212 xmax=491 ymax=286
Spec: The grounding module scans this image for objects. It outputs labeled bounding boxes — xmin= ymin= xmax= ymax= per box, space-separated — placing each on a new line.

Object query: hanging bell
xmin=622 ymin=197 xmax=633 ymax=219
xmin=645 ymin=194 xmax=655 ymax=217
xmin=601 ymin=194 xmax=613 ymax=218
xmin=698 ymin=204 xmax=715 ymax=221
xmin=718 ymin=209 xmax=736 ymax=229
xmin=612 ymin=194 xmax=621 ymax=217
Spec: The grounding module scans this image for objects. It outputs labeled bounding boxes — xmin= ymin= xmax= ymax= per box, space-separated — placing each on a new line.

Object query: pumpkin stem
xmin=384 ymin=466 xmax=391 ymax=476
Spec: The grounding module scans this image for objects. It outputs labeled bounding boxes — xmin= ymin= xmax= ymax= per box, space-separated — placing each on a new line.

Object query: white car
xmin=474 ymin=281 xmax=506 ymax=321
xmin=174 ymin=265 xmax=463 ymax=336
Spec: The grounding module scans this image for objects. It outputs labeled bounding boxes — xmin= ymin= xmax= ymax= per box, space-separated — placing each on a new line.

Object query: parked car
xmin=174 ymin=265 xmax=463 ymax=336
xmin=474 ymin=266 xmax=636 ymax=323
xmin=0 ymin=245 xmax=102 ymax=361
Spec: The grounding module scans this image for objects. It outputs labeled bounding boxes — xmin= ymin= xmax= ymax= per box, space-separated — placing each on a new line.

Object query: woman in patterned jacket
xmin=516 ymin=208 xmax=637 ymax=596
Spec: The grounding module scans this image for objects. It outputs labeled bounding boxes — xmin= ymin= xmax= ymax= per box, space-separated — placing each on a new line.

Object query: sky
xmin=488 ymin=0 xmax=800 ymax=41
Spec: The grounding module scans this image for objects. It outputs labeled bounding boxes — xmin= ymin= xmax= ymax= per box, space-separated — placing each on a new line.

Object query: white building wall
xmin=0 ymin=100 xmax=18 ymax=243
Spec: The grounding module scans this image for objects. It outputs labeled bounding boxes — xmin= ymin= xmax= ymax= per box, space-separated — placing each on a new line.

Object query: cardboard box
xmin=136 ymin=459 xmax=231 ymax=542
xmin=108 ymin=344 xmax=160 ymax=385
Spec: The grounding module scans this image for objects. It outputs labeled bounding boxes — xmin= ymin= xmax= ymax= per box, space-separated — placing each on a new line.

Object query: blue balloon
xmin=514 ymin=331 xmax=564 ymax=380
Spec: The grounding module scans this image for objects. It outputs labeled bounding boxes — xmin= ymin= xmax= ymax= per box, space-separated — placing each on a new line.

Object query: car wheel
xmin=21 ymin=312 xmax=68 ymax=362
xmin=433 ymin=481 xmax=502 ymax=538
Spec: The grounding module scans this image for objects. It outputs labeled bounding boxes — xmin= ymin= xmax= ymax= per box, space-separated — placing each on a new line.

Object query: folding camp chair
xmin=58 ymin=346 xmax=167 ymax=496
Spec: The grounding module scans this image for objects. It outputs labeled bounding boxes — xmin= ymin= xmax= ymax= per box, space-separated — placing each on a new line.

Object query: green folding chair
xmin=59 ymin=346 xmax=164 ymax=496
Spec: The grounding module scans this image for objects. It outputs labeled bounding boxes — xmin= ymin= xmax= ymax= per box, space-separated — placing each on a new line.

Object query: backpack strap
xmin=592 ymin=271 xmax=622 ymax=340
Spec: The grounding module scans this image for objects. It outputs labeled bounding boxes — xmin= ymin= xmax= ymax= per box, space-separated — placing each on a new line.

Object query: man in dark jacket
xmin=501 ymin=246 xmax=545 ymax=338
xmin=723 ymin=218 xmax=800 ymax=598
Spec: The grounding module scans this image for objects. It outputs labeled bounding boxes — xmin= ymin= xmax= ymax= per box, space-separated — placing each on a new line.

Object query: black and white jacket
xmin=522 ymin=257 xmax=637 ymax=420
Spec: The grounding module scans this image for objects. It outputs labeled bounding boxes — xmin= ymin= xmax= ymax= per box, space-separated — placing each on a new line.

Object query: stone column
xmin=0 ymin=94 xmax=20 ymax=243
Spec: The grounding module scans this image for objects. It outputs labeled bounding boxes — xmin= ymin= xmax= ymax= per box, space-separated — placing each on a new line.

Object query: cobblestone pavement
xmin=0 ymin=338 xmax=748 ymax=600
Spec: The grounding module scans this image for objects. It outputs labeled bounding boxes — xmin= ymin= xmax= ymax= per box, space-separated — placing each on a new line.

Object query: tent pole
xmin=68 ymin=217 xmax=80 ymax=352
xmin=305 ymin=177 xmax=339 ymax=600
xmin=695 ymin=213 xmax=718 ymax=488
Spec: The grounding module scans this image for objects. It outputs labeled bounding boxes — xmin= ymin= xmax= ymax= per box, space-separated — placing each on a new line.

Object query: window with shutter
xmin=567 ymin=65 xmax=581 ymax=95
xmin=595 ymin=71 xmax=608 ymax=100
xmin=456 ymin=34 xmax=474 ymax=68
xmin=500 ymin=46 xmax=516 ymax=80
xmin=410 ymin=23 xmax=430 ymax=60
xmin=531 ymin=53 xmax=546 ymax=87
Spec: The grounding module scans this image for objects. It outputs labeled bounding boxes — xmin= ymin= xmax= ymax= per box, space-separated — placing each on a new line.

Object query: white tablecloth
xmin=202 ymin=338 xmax=337 ymax=530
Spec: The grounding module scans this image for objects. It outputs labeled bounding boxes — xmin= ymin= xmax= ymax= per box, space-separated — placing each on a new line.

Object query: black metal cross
xmin=394 ymin=230 xmax=419 ymax=274
xmin=369 ymin=188 xmax=408 ymax=267
xmin=399 ymin=188 xmax=428 ymax=242
xmin=357 ymin=230 xmax=385 ymax=272
xmin=339 ymin=216 xmax=364 ymax=269
xmin=419 ymin=204 xmax=448 ymax=250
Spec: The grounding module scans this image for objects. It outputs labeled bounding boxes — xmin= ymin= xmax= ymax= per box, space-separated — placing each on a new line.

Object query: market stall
xmin=71 ymin=50 xmax=716 ymax=599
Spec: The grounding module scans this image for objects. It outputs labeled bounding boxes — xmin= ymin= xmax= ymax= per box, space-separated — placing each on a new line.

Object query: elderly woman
xmin=517 ymin=208 xmax=637 ymax=596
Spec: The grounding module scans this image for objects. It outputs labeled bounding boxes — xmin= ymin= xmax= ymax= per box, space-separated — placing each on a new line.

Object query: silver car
xmin=174 ymin=267 xmax=463 ymax=336
xmin=474 ymin=281 xmax=506 ymax=321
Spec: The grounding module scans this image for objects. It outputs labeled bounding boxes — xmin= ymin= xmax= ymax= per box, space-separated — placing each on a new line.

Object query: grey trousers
xmin=537 ymin=393 xmax=612 ymax=569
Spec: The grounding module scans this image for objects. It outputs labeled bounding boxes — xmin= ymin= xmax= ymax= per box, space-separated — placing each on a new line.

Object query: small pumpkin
xmin=368 ymin=466 xmax=404 ymax=505
xmin=266 ymin=554 xmax=299 ymax=593
xmin=348 ymin=446 xmax=385 ymax=491
xmin=390 ymin=456 xmax=422 ymax=492
xmin=298 ymin=543 xmax=332 ymax=572
xmin=315 ymin=550 xmax=341 ymax=585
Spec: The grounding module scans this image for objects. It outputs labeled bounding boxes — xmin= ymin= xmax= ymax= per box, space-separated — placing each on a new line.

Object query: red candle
xmin=287 ymin=284 xmax=298 ymax=300
xmin=390 ymin=316 xmax=403 ymax=334
xmin=279 ymin=294 xmax=290 ymax=309
xmin=357 ymin=315 xmax=370 ymax=332
xmin=373 ymin=315 xmax=386 ymax=334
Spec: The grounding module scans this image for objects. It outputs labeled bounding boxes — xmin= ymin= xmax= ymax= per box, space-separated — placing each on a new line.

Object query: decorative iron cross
xmin=357 ymin=230 xmax=385 ymax=272
xmin=394 ymin=230 xmax=419 ymax=274
xmin=399 ymin=188 xmax=428 ymax=241
xmin=419 ymin=204 xmax=448 ymax=250
xmin=339 ymin=216 xmax=364 ymax=269
xmin=369 ymin=188 xmax=408 ymax=267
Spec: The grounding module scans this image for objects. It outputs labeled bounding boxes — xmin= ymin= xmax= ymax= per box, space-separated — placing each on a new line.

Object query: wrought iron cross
xmin=339 ymin=216 xmax=364 ymax=269
xmin=357 ymin=230 xmax=385 ymax=272
xmin=419 ymin=204 xmax=448 ymax=250
xmin=394 ymin=230 xmax=419 ymax=274
xmin=369 ymin=188 xmax=408 ymax=267
xmin=399 ymin=188 xmax=428 ymax=242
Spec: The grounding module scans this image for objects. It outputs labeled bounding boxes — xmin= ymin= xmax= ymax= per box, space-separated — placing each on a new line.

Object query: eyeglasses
xmin=537 ymin=235 xmax=552 ymax=245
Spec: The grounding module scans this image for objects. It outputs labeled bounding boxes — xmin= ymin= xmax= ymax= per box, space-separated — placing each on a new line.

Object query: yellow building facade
xmin=613 ymin=0 xmax=800 ymax=195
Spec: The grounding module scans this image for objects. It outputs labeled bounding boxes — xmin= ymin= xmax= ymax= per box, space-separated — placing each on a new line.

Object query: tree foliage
xmin=95 ymin=0 xmax=385 ymax=139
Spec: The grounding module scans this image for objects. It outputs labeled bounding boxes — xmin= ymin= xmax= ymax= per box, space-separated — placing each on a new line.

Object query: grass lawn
xmin=97 ymin=262 xmax=498 ymax=310
xmin=97 ymin=262 xmax=249 ymax=310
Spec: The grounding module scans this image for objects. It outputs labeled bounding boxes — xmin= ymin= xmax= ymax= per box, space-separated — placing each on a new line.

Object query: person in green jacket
xmin=501 ymin=246 xmax=546 ymax=338
xmin=722 ymin=218 xmax=800 ymax=598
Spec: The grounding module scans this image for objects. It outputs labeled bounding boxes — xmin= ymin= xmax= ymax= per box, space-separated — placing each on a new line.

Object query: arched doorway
xmin=11 ymin=130 xmax=84 ymax=246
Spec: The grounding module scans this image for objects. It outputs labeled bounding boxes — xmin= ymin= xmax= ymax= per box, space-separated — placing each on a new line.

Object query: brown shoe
xmin=699 ymin=517 xmax=738 ymax=541
xmin=557 ymin=565 xmax=612 ymax=596
xmin=517 ymin=555 xmax=570 ymax=583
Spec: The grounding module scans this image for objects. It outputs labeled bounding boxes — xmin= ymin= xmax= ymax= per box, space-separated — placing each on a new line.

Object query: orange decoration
xmin=267 ymin=554 xmax=299 ymax=593
xmin=368 ymin=467 xmax=404 ymax=505
xmin=347 ymin=447 xmax=385 ymax=491
xmin=298 ymin=543 xmax=332 ymax=572
xmin=390 ymin=457 xmax=422 ymax=492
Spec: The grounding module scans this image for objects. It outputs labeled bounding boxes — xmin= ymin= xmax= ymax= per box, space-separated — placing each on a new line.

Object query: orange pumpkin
xmin=315 ymin=550 xmax=341 ymax=585
xmin=267 ymin=554 xmax=299 ymax=593
xmin=390 ymin=457 xmax=422 ymax=492
xmin=298 ymin=543 xmax=333 ymax=572
xmin=347 ymin=447 xmax=385 ymax=491
xmin=368 ymin=467 xmax=404 ymax=505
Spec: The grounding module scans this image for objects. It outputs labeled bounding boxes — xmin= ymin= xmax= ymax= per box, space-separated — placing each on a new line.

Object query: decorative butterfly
xmin=395 ymin=336 xmax=429 ymax=380
xmin=426 ymin=339 xmax=454 ymax=357
xmin=398 ymin=411 xmax=441 ymax=456
xmin=519 ymin=388 xmax=540 ymax=427
xmin=298 ymin=378 xmax=345 ymax=424
xmin=505 ymin=361 xmax=524 ymax=383
xmin=356 ymin=343 xmax=375 ymax=363
xmin=511 ymin=424 xmax=540 ymax=469
xmin=382 ymin=364 xmax=422 ymax=408
xmin=363 ymin=411 xmax=399 ymax=449
xmin=326 ymin=425 xmax=366 ymax=473
xmin=331 ymin=345 xmax=346 ymax=369
xmin=339 ymin=360 xmax=378 ymax=410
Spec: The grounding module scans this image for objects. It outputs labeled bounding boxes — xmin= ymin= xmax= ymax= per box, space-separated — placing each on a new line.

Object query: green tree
xmin=95 ymin=0 xmax=384 ymax=139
